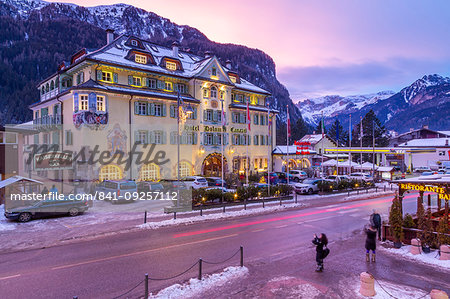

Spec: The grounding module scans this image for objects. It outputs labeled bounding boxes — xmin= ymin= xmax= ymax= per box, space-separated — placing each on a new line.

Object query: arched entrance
xmin=99 ymin=164 xmax=123 ymax=181
xmin=202 ymin=153 xmax=228 ymax=177
xmin=297 ymin=158 xmax=311 ymax=169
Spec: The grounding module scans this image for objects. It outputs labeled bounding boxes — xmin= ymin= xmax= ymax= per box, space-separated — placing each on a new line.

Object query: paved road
xmin=0 ymin=192 xmax=436 ymax=298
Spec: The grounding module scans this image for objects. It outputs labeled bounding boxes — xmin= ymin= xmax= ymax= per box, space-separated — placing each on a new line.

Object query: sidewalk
xmin=0 ymin=188 xmax=395 ymax=253
xmin=197 ymin=233 xmax=450 ymax=298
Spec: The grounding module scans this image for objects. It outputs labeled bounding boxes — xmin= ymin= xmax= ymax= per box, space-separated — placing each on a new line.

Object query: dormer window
xmin=212 ymin=67 xmax=217 ymax=76
xmin=131 ymin=40 xmax=138 ymax=47
xmin=135 ymin=54 xmax=147 ymax=64
xmin=230 ymin=76 xmax=237 ymax=83
xmin=166 ymin=61 xmax=177 ymax=71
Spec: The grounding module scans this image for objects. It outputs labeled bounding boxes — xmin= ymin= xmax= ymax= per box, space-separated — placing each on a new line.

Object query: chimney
xmin=225 ymin=59 xmax=232 ymax=69
xmin=422 ymin=125 xmax=429 ymax=129
xmin=106 ymin=29 xmax=114 ymax=44
xmin=205 ymin=51 xmax=212 ymax=58
xmin=172 ymin=41 xmax=179 ymax=57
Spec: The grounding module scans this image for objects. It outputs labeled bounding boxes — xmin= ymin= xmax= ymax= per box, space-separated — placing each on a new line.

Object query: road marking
xmin=303 ymin=216 xmax=336 ymax=223
xmin=0 ymin=274 xmax=21 ymax=281
xmin=337 ymin=208 xmax=359 ymax=214
xmin=275 ymin=224 xmax=288 ymax=229
xmin=52 ymin=234 xmax=238 ymax=271
xmin=251 ymin=229 xmax=265 ymax=233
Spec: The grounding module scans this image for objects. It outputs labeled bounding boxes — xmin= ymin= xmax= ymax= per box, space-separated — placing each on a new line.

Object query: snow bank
xmin=138 ymin=203 xmax=304 ymax=230
xmin=380 ymin=245 xmax=450 ymax=270
xmin=150 ymin=266 xmax=248 ymax=299
xmin=0 ymin=206 xmax=16 ymax=231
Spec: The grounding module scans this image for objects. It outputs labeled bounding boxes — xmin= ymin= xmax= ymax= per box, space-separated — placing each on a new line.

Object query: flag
xmin=247 ymin=100 xmax=251 ymax=131
xmin=360 ymin=116 xmax=363 ymax=139
xmin=349 ymin=114 xmax=352 ymax=144
xmin=286 ymin=106 xmax=291 ymax=138
xmin=267 ymin=102 xmax=271 ymax=136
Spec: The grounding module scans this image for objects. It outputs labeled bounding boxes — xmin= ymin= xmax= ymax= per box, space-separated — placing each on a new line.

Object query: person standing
xmin=370 ymin=209 xmax=382 ymax=241
xmin=365 ymin=224 xmax=377 ymax=262
xmin=312 ymin=233 xmax=328 ymax=272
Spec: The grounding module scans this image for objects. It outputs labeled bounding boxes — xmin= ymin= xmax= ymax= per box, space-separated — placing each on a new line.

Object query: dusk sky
xmin=50 ymin=0 xmax=450 ymax=101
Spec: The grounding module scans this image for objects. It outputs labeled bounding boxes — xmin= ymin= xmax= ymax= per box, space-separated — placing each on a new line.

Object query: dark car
xmin=4 ymin=199 xmax=89 ymax=222
xmin=275 ymin=172 xmax=295 ymax=184
xmin=137 ymin=181 xmax=164 ymax=193
xmin=205 ymin=177 xmax=228 ymax=188
xmin=159 ymin=179 xmax=188 ymax=192
xmin=263 ymin=172 xmax=279 ymax=184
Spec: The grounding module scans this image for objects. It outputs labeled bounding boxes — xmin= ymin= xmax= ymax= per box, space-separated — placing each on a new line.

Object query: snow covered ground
xmin=150 ymin=266 xmax=248 ymax=299
xmin=351 ymin=276 xmax=430 ymax=298
xmin=138 ymin=203 xmax=305 ymax=230
xmin=379 ymin=245 xmax=450 ymax=270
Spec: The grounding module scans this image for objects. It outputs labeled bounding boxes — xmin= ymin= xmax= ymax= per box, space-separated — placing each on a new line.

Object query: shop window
xmin=178 ymin=161 xmax=192 ymax=177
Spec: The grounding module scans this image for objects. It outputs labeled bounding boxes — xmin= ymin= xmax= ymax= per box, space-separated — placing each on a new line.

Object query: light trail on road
xmin=173 ymin=192 xmax=423 ymax=238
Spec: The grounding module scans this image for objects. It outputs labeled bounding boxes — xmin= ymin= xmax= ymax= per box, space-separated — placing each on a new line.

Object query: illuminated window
xmin=135 ymin=54 xmax=147 ymax=64
xmin=166 ymin=61 xmax=177 ymax=71
xmin=101 ymin=71 xmax=112 ymax=82
xmin=164 ymin=81 xmax=173 ymax=91
xmin=132 ymin=76 xmax=142 ymax=87
xmin=178 ymin=161 xmax=192 ymax=177
xmin=96 ymin=96 xmax=105 ymax=112
xmin=210 ymin=86 xmax=217 ymax=98
xmin=250 ymin=95 xmax=258 ymax=105
xmin=230 ymin=76 xmax=237 ymax=83
xmin=140 ymin=163 xmax=160 ymax=181
xmin=220 ymin=91 xmax=224 ymax=100
xmin=80 ymin=95 xmax=88 ymax=111
xmin=203 ymin=88 xmax=209 ymax=98
xmin=99 ymin=165 xmax=123 ymax=181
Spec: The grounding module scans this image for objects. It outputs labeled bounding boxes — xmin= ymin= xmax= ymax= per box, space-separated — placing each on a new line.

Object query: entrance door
xmin=202 ymin=153 xmax=227 ymax=177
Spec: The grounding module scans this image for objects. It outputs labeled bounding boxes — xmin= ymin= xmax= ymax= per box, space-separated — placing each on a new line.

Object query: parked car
xmin=421 ymin=171 xmax=434 ymax=176
xmin=414 ymin=166 xmax=432 ymax=173
xmin=205 ymin=177 xmax=228 ymax=189
xmin=294 ymin=179 xmax=330 ymax=195
xmin=4 ymin=199 xmax=89 ymax=222
xmin=95 ymin=180 xmax=138 ymax=203
xmin=137 ymin=181 xmax=164 ymax=193
xmin=181 ymin=176 xmax=208 ymax=189
xmin=349 ymin=172 xmax=372 ymax=182
xmin=326 ymin=175 xmax=349 ymax=182
xmin=275 ymin=172 xmax=295 ymax=184
xmin=159 ymin=179 xmax=188 ymax=192
xmin=263 ymin=172 xmax=279 ymax=184
xmin=290 ymin=170 xmax=308 ymax=182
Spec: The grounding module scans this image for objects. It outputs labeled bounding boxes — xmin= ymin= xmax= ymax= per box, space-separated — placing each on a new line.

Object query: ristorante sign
xmin=400 ymin=183 xmax=450 ymax=200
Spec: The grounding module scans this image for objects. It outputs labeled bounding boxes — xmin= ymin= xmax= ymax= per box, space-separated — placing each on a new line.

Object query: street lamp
xmin=176 ymin=91 xmax=193 ymax=207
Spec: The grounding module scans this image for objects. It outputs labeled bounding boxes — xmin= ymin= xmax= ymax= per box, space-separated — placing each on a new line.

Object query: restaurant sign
xmin=400 ymin=183 xmax=449 ymax=201
xmin=34 ymin=152 xmax=73 ymax=170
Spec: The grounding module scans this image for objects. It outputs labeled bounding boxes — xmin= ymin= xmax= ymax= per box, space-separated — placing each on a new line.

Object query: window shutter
xmin=162 ymin=103 xmax=167 ymax=117
xmin=134 ymin=131 xmax=140 ymax=145
xmin=134 ymin=102 xmax=139 ymax=115
xmin=240 ymin=113 xmax=244 ymax=124
xmin=128 ymin=75 xmax=133 ymax=85
xmin=157 ymin=80 xmax=164 ymax=89
xmin=113 ymin=73 xmax=118 ymax=83
xmin=170 ymin=132 xmax=175 ymax=144
xmin=193 ymin=132 xmax=198 ymax=145
xmin=203 ymin=110 xmax=208 ymax=121
xmin=213 ymin=134 xmax=218 ymax=145
xmin=162 ymin=131 xmax=167 ymax=144
xmin=142 ymin=77 xmax=147 ymax=87
xmin=170 ymin=105 xmax=175 ymax=118
xmin=174 ymin=83 xmax=179 ymax=92
xmin=80 ymin=72 xmax=84 ymax=84
xmin=203 ymin=133 xmax=208 ymax=145
xmin=199 ymin=133 xmax=203 ymax=145
xmin=254 ymin=135 xmax=258 ymax=145
xmin=149 ymin=103 xmax=155 ymax=116
xmin=193 ymin=107 xmax=197 ymax=119
xmin=96 ymin=70 xmax=102 ymax=81
xmin=213 ymin=110 xmax=218 ymax=122
xmin=149 ymin=131 xmax=155 ymax=144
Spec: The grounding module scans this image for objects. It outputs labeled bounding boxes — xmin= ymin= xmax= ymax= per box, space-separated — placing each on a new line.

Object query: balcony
xmin=40 ymin=89 xmax=58 ymax=101
xmin=33 ymin=114 xmax=62 ymax=130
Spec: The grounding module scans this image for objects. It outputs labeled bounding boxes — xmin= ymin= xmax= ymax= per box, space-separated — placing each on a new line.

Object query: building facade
xmin=27 ymin=31 xmax=276 ymax=186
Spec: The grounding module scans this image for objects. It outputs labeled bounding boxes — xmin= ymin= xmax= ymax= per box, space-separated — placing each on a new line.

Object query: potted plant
xmin=389 ymin=195 xmax=404 ymax=248
xmin=417 ymin=201 xmax=434 ymax=253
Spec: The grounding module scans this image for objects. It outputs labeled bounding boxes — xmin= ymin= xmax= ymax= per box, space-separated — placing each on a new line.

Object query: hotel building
xmin=28 ymin=30 xmax=276 ymax=185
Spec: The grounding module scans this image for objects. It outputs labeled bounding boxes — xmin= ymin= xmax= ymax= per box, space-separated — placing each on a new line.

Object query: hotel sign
xmin=400 ymin=183 xmax=450 ymax=201
xmin=34 ymin=152 xmax=73 ymax=170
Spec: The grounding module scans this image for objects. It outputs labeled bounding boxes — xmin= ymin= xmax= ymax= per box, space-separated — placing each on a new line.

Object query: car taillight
xmin=117 ymin=190 xmax=120 ymax=196
xmin=195 ymin=182 xmax=199 ymax=185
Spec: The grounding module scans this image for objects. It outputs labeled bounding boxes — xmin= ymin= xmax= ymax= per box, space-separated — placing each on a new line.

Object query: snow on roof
xmin=272 ymin=145 xmax=317 ymax=155
xmin=0 ymin=176 xmax=43 ymax=189
xmin=398 ymin=137 xmax=450 ymax=147
xmin=397 ymin=174 xmax=450 ymax=184
xmin=322 ymin=159 xmax=359 ymax=167
xmin=438 ymin=131 xmax=450 ymax=136
xmin=87 ymin=35 xmax=269 ymax=95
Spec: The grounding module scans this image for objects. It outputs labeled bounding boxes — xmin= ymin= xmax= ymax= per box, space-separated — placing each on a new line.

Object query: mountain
xmin=0 ymin=0 xmax=301 ymax=127
xmin=298 ymin=74 xmax=450 ymax=134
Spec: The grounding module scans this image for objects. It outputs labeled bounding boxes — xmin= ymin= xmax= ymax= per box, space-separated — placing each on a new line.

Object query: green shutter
xmin=162 ymin=103 xmax=167 ymax=117
xmin=174 ymin=83 xmax=179 ymax=92
xmin=162 ymin=131 xmax=166 ymax=144
xmin=203 ymin=110 xmax=208 ymax=121
xmin=113 ymin=73 xmax=118 ymax=83
xmin=96 ymin=70 xmax=102 ymax=81
xmin=157 ymin=80 xmax=164 ymax=89
xmin=134 ymin=102 xmax=139 ymax=115
xmin=128 ymin=75 xmax=133 ymax=85
xmin=193 ymin=132 xmax=198 ymax=145
xmin=142 ymin=77 xmax=147 ymax=87
xmin=170 ymin=105 xmax=175 ymax=118
xmin=213 ymin=110 xmax=218 ymax=122
xmin=204 ymin=133 xmax=208 ymax=145
xmin=193 ymin=107 xmax=197 ymax=119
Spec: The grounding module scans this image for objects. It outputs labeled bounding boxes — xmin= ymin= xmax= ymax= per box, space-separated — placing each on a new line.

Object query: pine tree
xmin=328 ymin=119 xmax=348 ymax=146
xmin=291 ymin=117 xmax=310 ymax=141
xmin=315 ymin=120 xmax=326 ymax=135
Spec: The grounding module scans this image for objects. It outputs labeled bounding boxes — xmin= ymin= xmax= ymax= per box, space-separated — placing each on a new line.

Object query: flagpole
xmin=246 ymin=98 xmax=250 ymax=186
xmin=286 ymin=105 xmax=290 ymax=185
xmin=336 ymin=119 xmax=339 ymax=175
xmin=267 ymin=100 xmax=271 ymax=196
xmin=360 ymin=116 xmax=363 ymax=167
xmin=349 ymin=114 xmax=352 ymax=174
xmin=321 ymin=111 xmax=324 ymax=178
xmin=221 ymin=98 xmax=225 ymax=204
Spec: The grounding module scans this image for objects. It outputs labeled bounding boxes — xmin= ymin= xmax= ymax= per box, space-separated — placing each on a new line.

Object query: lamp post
xmin=177 ymin=91 xmax=193 ymax=207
